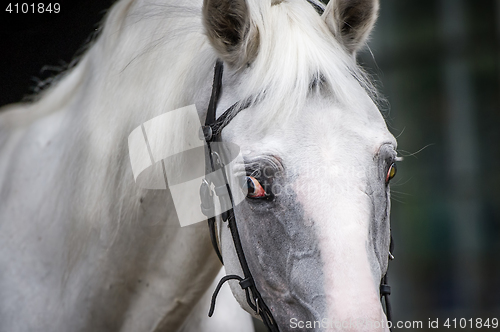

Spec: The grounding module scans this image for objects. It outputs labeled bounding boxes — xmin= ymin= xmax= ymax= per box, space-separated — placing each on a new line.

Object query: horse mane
xmin=26 ymin=0 xmax=377 ymax=130
xmin=232 ymin=0 xmax=379 ymax=131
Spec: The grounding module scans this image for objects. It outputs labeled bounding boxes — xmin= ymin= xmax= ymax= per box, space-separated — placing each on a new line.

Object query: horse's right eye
xmin=245 ymin=176 xmax=266 ymax=198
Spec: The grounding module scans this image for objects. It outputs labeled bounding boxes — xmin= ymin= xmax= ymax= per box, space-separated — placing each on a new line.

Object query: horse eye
xmin=245 ymin=176 xmax=266 ymax=198
xmin=386 ymin=163 xmax=397 ymax=184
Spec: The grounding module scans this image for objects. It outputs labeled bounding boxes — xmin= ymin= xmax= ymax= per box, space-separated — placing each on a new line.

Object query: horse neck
xmin=0 ymin=2 xmax=221 ymax=329
xmin=49 ymin=0 xmax=221 ymax=318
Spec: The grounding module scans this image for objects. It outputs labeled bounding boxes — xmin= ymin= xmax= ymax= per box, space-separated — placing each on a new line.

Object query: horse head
xmin=201 ymin=0 xmax=396 ymax=330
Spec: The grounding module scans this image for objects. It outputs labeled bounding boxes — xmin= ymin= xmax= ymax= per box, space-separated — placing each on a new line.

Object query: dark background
xmin=0 ymin=1 xmax=114 ymax=106
xmin=2 ymin=0 xmax=499 ymax=331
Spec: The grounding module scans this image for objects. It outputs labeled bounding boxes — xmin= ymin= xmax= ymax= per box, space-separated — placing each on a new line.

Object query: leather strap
xmin=380 ymin=236 xmax=395 ymax=330
xmin=201 ymin=61 xmax=280 ymax=331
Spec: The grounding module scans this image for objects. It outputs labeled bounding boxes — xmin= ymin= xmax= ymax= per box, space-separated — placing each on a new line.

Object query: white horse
xmin=0 ymin=0 xmax=398 ymax=331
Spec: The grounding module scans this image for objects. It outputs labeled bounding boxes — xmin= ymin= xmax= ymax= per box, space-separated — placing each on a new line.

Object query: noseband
xmin=200 ymin=60 xmax=393 ymax=331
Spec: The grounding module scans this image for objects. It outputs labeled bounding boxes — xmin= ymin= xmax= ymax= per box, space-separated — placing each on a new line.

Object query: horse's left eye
xmin=386 ymin=163 xmax=397 ymax=184
xmin=245 ymin=176 xmax=266 ymax=198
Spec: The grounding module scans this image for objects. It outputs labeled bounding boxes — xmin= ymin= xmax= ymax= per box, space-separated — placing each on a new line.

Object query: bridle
xmin=199 ymin=60 xmax=279 ymax=331
xmin=199 ymin=60 xmax=394 ymax=331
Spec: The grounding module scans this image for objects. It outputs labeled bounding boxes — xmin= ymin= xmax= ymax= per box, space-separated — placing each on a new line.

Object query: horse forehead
xmin=280 ymin=109 xmax=394 ymax=159
xmin=304 ymin=100 xmax=391 ymax=139
xmin=228 ymin=98 xmax=395 ymax=161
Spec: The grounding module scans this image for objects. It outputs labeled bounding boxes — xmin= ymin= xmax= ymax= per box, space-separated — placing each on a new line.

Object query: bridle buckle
xmin=199 ymin=125 xmax=213 ymax=141
xmin=200 ymin=179 xmax=215 ymax=218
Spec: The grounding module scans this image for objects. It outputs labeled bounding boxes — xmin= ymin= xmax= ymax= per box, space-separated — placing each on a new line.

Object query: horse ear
xmin=203 ymin=0 xmax=259 ymax=68
xmin=322 ymin=0 xmax=379 ymax=55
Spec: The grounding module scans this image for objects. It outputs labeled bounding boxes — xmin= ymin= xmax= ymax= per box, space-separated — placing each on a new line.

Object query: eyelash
xmin=249 ymin=169 xmax=261 ymax=178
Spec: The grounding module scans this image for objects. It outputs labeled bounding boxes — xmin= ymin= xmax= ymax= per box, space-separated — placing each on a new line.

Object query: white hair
xmin=232 ymin=0 xmax=378 ymax=131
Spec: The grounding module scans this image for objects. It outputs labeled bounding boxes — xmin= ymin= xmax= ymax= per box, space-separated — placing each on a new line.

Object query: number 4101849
xmin=6 ymin=3 xmax=61 ymax=14
xmin=443 ymin=318 xmax=498 ymax=329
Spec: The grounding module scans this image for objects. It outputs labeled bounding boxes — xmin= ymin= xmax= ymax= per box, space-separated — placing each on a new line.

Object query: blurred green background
xmin=359 ymin=0 xmax=500 ymax=328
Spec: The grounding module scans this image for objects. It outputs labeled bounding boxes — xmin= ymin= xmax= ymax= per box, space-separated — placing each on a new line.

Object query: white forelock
xmin=234 ymin=0 xmax=378 ymax=132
